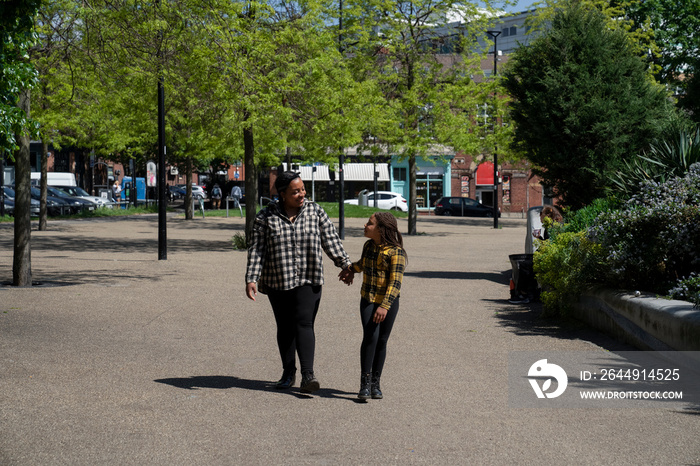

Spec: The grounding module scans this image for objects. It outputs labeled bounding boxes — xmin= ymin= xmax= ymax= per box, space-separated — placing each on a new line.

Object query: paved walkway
xmin=0 ymin=215 xmax=698 ymax=465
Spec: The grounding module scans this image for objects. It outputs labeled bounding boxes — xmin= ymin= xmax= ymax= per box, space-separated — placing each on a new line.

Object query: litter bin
xmin=509 ymin=253 xmax=535 ymax=299
xmin=358 ymin=191 xmax=368 ymax=207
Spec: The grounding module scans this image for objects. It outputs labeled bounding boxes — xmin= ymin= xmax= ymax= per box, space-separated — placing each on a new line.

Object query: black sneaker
xmin=300 ymin=372 xmax=320 ymax=393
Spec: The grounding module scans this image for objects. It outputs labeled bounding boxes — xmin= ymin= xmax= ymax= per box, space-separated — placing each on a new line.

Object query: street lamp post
xmin=486 ymin=30 xmax=501 ymax=229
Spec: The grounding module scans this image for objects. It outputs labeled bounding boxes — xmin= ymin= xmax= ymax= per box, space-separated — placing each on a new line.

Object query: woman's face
xmin=364 ymin=214 xmax=381 ymax=243
xmin=281 ymin=177 xmax=306 ymax=210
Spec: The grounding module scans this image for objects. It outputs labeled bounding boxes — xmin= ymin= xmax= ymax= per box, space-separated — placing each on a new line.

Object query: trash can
xmin=358 ymin=192 xmax=368 ymax=207
xmin=509 ymin=253 xmax=534 ymax=298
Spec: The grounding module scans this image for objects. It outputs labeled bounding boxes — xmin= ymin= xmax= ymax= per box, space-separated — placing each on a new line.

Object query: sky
xmin=482 ymin=0 xmax=540 ymax=13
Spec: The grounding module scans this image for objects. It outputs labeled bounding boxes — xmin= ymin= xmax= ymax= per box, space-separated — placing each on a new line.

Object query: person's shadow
xmin=154 ymin=375 xmax=360 ymax=401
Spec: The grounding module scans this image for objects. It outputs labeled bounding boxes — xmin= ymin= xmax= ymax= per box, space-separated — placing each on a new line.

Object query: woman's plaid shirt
xmin=350 ymin=240 xmax=406 ymax=310
xmin=246 ymin=201 xmax=351 ymax=294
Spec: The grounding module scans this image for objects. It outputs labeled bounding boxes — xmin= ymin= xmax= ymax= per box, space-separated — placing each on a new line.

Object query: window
xmin=502 ymin=28 xmax=509 ymax=37
xmin=510 ymin=26 xmax=517 ymax=36
xmin=393 ymin=167 xmax=407 ymax=181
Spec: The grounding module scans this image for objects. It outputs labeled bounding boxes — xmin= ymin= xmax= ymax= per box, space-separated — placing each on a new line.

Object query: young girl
xmin=339 ymin=212 xmax=407 ymax=401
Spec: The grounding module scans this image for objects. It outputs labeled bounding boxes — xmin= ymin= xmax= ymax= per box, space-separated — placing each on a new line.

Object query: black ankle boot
xmin=358 ymin=373 xmax=371 ymax=401
xmin=371 ymin=372 xmax=383 ymax=399
xmin=300 ymin=371 xmax=320 ymax=393
xmin=275 ymin=368 xmax=296 ymax=389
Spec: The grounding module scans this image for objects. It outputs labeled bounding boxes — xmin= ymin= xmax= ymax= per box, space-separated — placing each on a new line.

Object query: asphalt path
xmin=0 ymin=214 xmax=698 ymax=465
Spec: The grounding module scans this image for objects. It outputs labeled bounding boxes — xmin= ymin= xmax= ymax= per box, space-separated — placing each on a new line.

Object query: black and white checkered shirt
xmin=246 ymin=201 xmax=351 ymax=294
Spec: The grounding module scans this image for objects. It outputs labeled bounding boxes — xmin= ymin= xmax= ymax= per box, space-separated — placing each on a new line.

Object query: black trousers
xmin=267 ymin=285 xmax=322 ymax=375
xmin=359 ymin=297 xmax=400 ymax=375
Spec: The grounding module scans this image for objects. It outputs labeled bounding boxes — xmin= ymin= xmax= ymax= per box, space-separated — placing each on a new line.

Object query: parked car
xmin=2 ymin=197 xmax=14 ymax=216
xmin=54 ymin=185 xmax=113 ymax=208
xmin=24 ymin=186 xmax=73 ymax=216
xmin=191 ymin=185 xmax=207 ymax=199
xmin=169 ymin=185 xmax=186 ymax=201
xmin=344 ymin=190 xmax=409 ymax=212
xmin=47 ymin=186 xmax=96 ymax=213
xmin=2 ymin=186 xmax=42 ymax=216
xmin=434 ymin=196 xmax=500 ymax=217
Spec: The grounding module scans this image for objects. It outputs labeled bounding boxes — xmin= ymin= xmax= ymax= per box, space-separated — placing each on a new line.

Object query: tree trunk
xmin=13 ymin=89 xmax=32 ymax=287
xmin=39 ymin=139 xmax=48 ymax=230
xmin=408 ymin=153 xmax=417 ymax=235
xmin=185 ymin=156 xmax=193 ymax=220
xmin=243 ymin=111 xmax=256 ymax=242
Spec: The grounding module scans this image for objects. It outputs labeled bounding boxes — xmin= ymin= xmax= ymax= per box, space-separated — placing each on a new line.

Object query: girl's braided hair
xmin=373 ymin=212 xmax=404 ymax=251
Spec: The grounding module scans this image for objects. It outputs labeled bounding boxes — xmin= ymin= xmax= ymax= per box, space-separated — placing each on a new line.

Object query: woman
xmin=339 ymin=212 xmax=407 ymax=401
xmin=245 ymin=171 xmax=351 ymax=393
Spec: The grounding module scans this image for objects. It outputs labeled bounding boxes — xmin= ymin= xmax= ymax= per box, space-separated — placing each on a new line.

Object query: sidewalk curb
xmin=573 ymin=287 xmax=700 ymax=351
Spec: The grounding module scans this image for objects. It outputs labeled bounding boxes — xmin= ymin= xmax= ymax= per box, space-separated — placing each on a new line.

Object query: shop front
xmin=389 ymin=156 xmax=452 ymax=211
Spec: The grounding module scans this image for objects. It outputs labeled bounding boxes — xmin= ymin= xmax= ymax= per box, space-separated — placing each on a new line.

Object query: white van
xmin=30 ymin=172 xmax=77 ymax=187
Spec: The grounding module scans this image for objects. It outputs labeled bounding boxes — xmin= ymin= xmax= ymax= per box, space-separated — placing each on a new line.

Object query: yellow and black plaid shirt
xmin=350 ymin=240 xmax=406 ymax=310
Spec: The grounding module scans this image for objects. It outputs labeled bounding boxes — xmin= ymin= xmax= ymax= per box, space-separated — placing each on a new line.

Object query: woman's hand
xmin=373 ymin=307 xmax=388 ymax=323
xmin=338 ymin=267 xmax=355 ymax=285
xmin=246 ymin=282 xmax=257 ymax=301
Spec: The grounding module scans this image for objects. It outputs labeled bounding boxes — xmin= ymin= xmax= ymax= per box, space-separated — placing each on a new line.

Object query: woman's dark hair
xmin=275 ymin=171 xmax=301 ymax=193
xmin=374 ymin=212 xmax=404 ymax=251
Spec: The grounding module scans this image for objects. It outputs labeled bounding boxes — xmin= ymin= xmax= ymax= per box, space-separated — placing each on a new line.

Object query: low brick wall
xmin=572 ymin=288 xmax=700 ymax=351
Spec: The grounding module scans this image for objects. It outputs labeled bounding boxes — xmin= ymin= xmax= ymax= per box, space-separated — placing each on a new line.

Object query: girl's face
xmin=364 ymin=214 xmax=381 ymax=244
xmin=281 ymin=177 xmax=306 ymax=210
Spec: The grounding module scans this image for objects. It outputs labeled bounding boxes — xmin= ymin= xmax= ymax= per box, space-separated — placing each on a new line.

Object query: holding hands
xmin=339 ymin=267 xmax=355 ymax=285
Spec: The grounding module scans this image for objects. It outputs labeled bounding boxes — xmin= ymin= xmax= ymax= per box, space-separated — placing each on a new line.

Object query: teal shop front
xmin=389 ymin=155 xmax=453 ymax=211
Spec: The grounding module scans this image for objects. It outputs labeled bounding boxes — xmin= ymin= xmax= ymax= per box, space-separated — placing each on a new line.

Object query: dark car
xmin=434 ymin=196 xmax=500 ymax=217
xmin=24 ymin=186 xmax=73 ymax=216
xmin=169 ymin=185 xmax=186 ymax=201
xmin=2 ymin=186 xmax=41 ymax=216
xmin=47 ymin=187 xmax=96 ymax=213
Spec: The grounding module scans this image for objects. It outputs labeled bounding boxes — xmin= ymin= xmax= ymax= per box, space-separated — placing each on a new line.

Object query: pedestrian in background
xmin=245 ymin=171 xmax=352 ymax=393
xmin=339 ymin=212 xmax=407 ymax=401
xmin=112 ymin=180 xmax=122 ymax=204
xmin=230 ymin=183 xmax=243 ymax=218
xmin=211 ymin=184 xmax=222 ymax=210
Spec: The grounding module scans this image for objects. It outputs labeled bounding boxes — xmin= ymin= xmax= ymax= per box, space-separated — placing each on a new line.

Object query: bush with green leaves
xmin=534 ymin=163 xmax=700 ymax=316
xmin=589 ymin=163 xmax=700 ymax=295
xmin=533 ymin=231 xmax=606 ymax=316
xmin=669 ymin=273 xmax=700 ymax=308
xmin=608 ymin=126 xmax=700 ymax=198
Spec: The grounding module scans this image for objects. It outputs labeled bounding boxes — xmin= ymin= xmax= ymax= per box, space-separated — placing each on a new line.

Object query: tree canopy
xmin=503 ymin=1 xmax=674 ymax=209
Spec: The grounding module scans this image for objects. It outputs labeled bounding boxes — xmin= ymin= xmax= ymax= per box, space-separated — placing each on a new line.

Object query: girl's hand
xmin=338 ymin=267 xmax=354 ymax=285
xmin=373 ymin=307 xmax=388 ymax=323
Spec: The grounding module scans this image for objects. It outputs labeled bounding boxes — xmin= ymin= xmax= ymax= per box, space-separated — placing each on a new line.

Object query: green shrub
xmin=589 ymin=163 xmax=700 ymax=295
xmin=231 ymin=233 xmax=247 ymax=250
xmin=533 ymin=231 xmax=605 ymax=316
xmin=669 ymin=273 xmax=700 ymax=308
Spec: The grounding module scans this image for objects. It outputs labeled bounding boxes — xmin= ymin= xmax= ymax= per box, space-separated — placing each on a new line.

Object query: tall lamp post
xmin=486 ymin=30 xmax=501 ymax=229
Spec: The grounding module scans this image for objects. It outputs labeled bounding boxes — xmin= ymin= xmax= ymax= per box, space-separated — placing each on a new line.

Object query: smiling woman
xmin=245 ymin=171 xmax=353 ymax=394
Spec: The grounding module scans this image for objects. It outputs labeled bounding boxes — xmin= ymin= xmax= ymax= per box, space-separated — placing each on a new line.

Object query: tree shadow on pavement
xmin=490 ymin=299 xmax=637 ymax=352
xmin=154 ymin=375 xmax=358 ymax=401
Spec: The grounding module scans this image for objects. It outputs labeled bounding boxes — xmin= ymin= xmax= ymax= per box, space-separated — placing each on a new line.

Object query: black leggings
xmin=268 ymin=285 xmax=322 ymax=375
xmin=360 ymin=297 xmax=399 ymax=375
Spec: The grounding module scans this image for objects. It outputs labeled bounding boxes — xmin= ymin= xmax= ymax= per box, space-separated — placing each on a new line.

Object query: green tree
xmin=618 ymin=0 xmax=700 ymax=88
xmin=502 ymin=1 xmax=673 ymax=209
xmin=335 ymin=0 xmax=506 ymax=234
xmin=199 ymin=0 xmax=375 ymax=237
xmin=1 ymin=0 xmax=41 ymax=286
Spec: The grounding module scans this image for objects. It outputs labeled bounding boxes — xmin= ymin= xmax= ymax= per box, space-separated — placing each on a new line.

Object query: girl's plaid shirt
xmin=246 ymin=201 xmax=351 ymax=294
xmin=350 ymin=240 xmax=406 ymax=310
